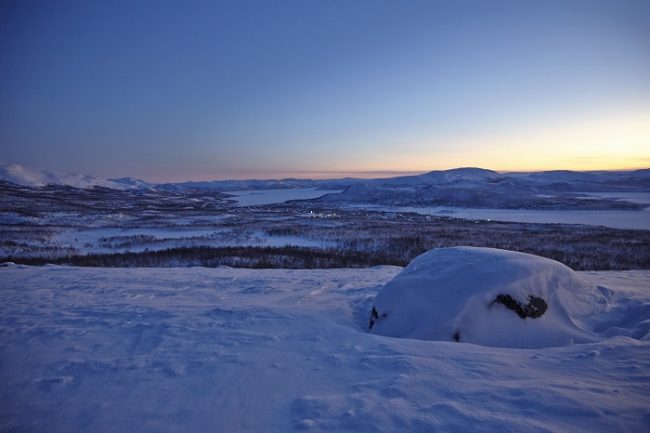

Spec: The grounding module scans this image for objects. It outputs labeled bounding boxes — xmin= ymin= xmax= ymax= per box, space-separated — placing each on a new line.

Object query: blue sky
xmin=1 ymin=0 xmax=649 ymax=181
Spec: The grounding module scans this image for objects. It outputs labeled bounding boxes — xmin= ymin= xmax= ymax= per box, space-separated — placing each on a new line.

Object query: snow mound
xmin=369 ymin=247 xmax=606 ymax=348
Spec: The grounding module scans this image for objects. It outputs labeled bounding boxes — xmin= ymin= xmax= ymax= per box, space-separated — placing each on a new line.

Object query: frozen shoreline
xmin=346 ymin=204 xmax=650 ymax=230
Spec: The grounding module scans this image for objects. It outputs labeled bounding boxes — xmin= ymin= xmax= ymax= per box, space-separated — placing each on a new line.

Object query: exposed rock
xmin=491 ymin=294 xmax=547 ymax=319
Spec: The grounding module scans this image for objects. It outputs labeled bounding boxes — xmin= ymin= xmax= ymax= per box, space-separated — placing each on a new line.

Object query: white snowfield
xmin=1 ymin=262 xmax=649 ymax=432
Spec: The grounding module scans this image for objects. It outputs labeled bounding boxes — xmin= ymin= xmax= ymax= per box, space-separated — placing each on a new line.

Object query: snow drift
xmin=369 ymin=247 xmax=607 ymax=348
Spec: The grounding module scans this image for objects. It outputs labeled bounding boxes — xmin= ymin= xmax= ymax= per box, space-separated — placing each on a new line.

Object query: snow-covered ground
xmin=1 ymin=264 xmax=649 ymax=432
xmin=0 ymin=163 xmax=149 ymax=190
xmin=46 ymin=227 xmax=332 ymax=254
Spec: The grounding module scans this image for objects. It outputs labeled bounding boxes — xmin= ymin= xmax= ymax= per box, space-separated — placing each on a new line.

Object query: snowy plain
xmin=50 ymin=227 xmax=331 ymax=254
xmin=1 ymin=264 xmax=649 ymax=433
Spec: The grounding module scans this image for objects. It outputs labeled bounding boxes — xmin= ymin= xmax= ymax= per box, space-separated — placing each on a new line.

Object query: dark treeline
xmin=4 ymin=236 xmax=650 ymax=271
xmin=4 ymin=246 xmax=398 ymax=269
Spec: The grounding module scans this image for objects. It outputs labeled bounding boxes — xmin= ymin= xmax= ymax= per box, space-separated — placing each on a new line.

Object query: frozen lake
xmin=225 ymin=189 xmax=650 ymax=229
xmin=352 ymin=205 xmax=650 ymax=230
xmin=226 ymin=188 xmax=342 ymax=206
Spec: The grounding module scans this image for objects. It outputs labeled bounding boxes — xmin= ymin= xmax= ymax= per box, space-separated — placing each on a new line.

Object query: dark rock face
xmin=368 ymin=307 xmax=387 ymax=330
xmin=491 ymin=294 xmax=548 ymax=319
xmin=368 ymin=307 xmax=379 ymax=330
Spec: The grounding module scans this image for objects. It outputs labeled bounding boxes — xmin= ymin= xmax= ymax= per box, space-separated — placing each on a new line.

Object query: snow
xmin=53 ymin=227 xmax=227 ymax=243
xmin=50 ymin=227 xmax=228 ymax=254
xmin=369 ymin=247 xmax=607 ymax=348
xmin=1 ymin=264 xmax=649 ymax=432
xmin=0 ymin=163 xmax=148 ymax=190
xmin=47 ymin=227 xmax=331 ymax=254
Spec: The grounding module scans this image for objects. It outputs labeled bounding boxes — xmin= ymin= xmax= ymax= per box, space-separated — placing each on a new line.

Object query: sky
xmin=1 ymin=0 xmax=649 ymax=182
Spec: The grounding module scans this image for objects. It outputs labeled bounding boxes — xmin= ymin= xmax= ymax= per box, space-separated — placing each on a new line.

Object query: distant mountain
xmin=158 ymin=177 xmax=361 ymax=192
xmin=313 ymin=167 xmax=650 ymax=210
xmin=154 ymin=165 xmax=649 ymax=210
xmin=364 ymin=167 xmax=501 ymax=188
xmin=160 ymin=167 xmax=501 ymax=192
xmin=109 ymin=177 xmax=153 ymax=190
xmin=0 ymin=163 xmax=151 ymax=191
xmin=1 ymin=163 xmax=648 ymax=211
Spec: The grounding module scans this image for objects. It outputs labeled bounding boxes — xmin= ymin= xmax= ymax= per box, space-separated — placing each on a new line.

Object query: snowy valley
xmin=1 ymin=164 xmax=649 ymax=270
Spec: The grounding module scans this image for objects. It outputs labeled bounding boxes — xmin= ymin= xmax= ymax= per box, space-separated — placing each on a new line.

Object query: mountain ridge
xmin=1 ymin=163 xmax=648 ymax=199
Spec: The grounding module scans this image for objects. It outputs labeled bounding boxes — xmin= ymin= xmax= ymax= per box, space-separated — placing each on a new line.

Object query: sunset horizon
xmin=2 ymin=0 xmax=648 ymax=181
xmin=3 ymin=160 xmax=650 ymax=184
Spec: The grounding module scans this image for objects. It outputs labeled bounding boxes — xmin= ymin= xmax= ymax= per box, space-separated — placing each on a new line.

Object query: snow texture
xmin=1 ymin=264 xmax=649 ymax=432
xmin=370 ymin=247 xmax=608 ymax=348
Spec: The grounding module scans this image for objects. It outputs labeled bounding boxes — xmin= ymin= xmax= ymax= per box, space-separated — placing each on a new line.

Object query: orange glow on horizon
xmin=339 ymin=110 xmax=650 ymax=175
xmin=140 ymin=110 xmax=649 ymax=182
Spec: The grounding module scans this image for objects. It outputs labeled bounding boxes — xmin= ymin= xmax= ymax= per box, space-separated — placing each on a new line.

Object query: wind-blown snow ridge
xmin=0 ymin=163 xmax=150 ymax=190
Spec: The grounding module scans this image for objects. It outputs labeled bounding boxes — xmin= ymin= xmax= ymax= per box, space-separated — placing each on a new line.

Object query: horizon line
xmin=154 ymin=166 xmax=650 ymax=183
xmin=2 ymin=162 xmax=649 ymax=184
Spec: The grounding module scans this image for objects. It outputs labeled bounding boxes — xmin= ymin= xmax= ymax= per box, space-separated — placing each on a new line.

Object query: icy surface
xmin=1 ymin=265 xmax=649 ymax=432
xmin=370 ymin=247 xmax=607 ymax=347
xmin=346 ymin=205 xmax=650 ymax=230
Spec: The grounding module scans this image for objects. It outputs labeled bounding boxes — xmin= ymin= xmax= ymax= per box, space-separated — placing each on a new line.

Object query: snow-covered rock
xmin=369 ymin=247 xmax=607 ymax=348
